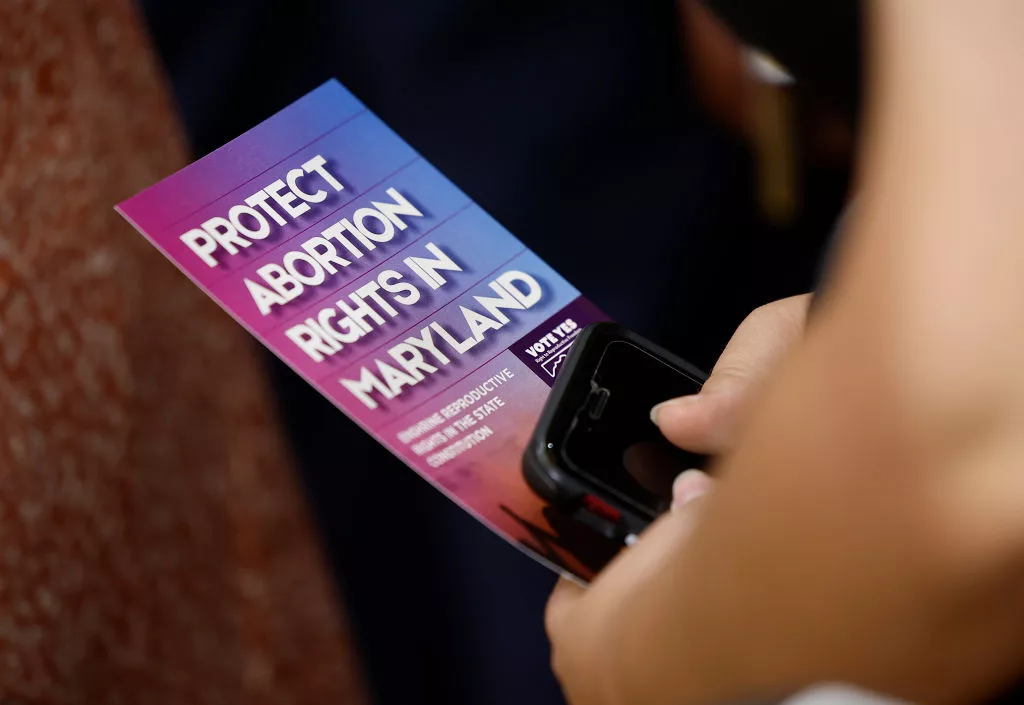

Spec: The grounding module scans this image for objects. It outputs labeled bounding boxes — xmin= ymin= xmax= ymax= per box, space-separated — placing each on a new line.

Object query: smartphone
xmin=523 ymin=323 xmax=707 ymax=541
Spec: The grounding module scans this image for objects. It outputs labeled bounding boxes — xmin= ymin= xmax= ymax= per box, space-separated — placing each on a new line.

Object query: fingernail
xmin=650 ymin=395 xmax=700 ymax=425
xmin=671 ymin=470 xmax=712 ymax=511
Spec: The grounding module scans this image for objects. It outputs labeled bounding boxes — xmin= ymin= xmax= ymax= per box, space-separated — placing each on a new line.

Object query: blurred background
xmin=138 ymin=1 xmax=855 ymax=704
xmin=1 ymin=1 xmax=857 ymax=703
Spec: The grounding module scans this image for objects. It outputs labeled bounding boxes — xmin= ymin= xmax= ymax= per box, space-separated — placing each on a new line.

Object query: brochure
xmin=117 ymin=79 xmax=625 ymax=581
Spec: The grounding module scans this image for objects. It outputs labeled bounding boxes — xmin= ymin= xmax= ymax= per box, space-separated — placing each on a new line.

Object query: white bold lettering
xmin=285 ymin=323 xmax=336 ymax=362
xmin=201 ymin=217 xmax=252 ymax=255
xmin=322 ymin=218 xmax=369 ymax=258
xmin=287 ymin=168 xmax=327 ymax=204
xmin=462 ymin=306 xmax=503 ymax=341
xmin=257 ymin=263 xmax=304 ymax=302
xmin=405 ymin=326 xmax=451 ymax=366
xmin=266 ymin=179 xmax=310 ymax=219
xmin=302 ymin=155 xmax=345 ymax=192
xmin=379 ymin=270 xmax=420 ymax=306
xmin=180 ymin=228 xmax=220 ymax=267
xmin=372 ymin=188 xmax=423 ymax=229
xmin=245 ymin=190 xmax=288 ymax=226
xmin=495 ymin=270 xmax=543 ymax=308
xmin=228 ymin=204 xmax=271 ymax=240
xmin=353 ymin=208 xmax=396 ymax=243
xmin=405 ymin=242 xmax=462 ymax=289
xmin=245 ymin=277 xmax=289 ymax=315
xmin=339 ymin=367 xmax=395 ymax=410
xmin=283 ymin=251 xmax=326 ymax=286
xmin=474 ymin=280 xmax=526 ymax=324
xmin=301 ymin=236 xmax=351 ymax=274
xmin=389 ymin=343 xmax=437 ymax=380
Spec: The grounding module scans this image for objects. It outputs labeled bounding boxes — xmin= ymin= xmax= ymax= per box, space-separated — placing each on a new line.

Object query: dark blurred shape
xmin=703 ymin=0 xmax=863 ymax=123
xmin=138 ymin=2 xmax=845 ymax=705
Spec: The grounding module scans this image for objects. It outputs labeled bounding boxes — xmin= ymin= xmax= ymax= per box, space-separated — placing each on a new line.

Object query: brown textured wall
xmin=0 ymin=1 xmax=368 ymax=703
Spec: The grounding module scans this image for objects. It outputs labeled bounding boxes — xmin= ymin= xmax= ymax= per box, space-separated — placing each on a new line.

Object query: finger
xmin=609 ymin=471 xmax=715 ymax=567
xmin=591 ymin=477 xmax=716 ymax=591
xmin=545 ymin=575 xmax=586 ymax=639
xmin=652 ymin=295 xmax=811 ymax=454
xmin=549 ymin=470 xmax=714 ymax=624
xmin=546 ymin=472 xmax=714 ymax=643
xmin=651 ymin=381 xmax=745 ymax=454
xmin=671 ymin=469 xmax=715 ymax=512
xmin=546 ymin=476 xmax=716 ymax=695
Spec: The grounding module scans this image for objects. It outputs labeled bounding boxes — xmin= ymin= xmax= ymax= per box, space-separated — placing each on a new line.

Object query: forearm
xmin=608 ymin=3 xmax=1024 ymax=704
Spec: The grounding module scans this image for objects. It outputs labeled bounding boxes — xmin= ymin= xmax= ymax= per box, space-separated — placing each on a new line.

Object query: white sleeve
xmin=779 ymin=684 xmax=910 ymax=705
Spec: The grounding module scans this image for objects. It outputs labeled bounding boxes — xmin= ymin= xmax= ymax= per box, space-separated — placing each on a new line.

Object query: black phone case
xmin=522 ymin=323 xmax=707 ymax=539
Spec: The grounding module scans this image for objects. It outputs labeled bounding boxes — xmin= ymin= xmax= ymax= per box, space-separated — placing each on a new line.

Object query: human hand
xmin=546 ymin=470 xmax=716 ymax=705
xmin=549 ymin=0 xmax=1024 ymax=699
xmin=547 ymin=281 xmax=1024 ymax=705
xmin=545 ymin=294 xmax=810 ymax=705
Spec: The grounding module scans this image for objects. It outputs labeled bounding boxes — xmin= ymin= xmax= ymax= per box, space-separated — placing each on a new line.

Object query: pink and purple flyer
xmin=117 ymin=79 xmax=621 ymax=581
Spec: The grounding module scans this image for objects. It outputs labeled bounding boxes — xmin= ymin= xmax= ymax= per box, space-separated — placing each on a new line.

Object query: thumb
xmin=670 ymin=468 xmax=716 ymax=514
xmin=652 ymin=294 xmax=811 ymax=454
xmin=547 ymin=470 xmax=714 ymax=633
xmin=651 ymin=371 xmax=749 ymax=455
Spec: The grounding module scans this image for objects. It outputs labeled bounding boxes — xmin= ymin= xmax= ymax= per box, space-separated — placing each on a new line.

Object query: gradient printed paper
xmin=118 ymin=80 xmax=622 ymax=581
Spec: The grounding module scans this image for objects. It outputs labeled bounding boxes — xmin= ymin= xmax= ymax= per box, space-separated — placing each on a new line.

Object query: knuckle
xmin=746 ymin=301 xmax=776 ymax=325
xmin=544 ymin=587 xmax=571 ymax=639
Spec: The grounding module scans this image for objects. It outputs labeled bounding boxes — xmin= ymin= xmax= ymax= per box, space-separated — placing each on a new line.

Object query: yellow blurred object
xmin=747 ymin=49 xmax=800 ymax=226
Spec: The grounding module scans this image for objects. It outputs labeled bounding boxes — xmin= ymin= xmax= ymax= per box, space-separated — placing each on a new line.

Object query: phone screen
xmin=560 ymin=340 xmax=704 ymax=519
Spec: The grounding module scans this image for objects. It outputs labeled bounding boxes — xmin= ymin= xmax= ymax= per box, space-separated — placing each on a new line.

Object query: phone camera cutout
xmin=586 ymin=386 xmax=611 ymax=420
